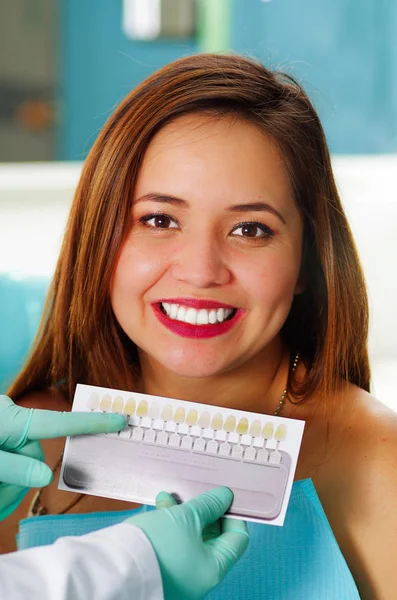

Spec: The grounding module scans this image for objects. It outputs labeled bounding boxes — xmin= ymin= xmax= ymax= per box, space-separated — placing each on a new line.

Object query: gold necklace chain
xmin=273 ymin=351 xmax=300 ymax=416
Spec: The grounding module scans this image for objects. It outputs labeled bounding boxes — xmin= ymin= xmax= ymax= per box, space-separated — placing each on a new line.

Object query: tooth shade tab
xmin=149 ymin=402 xmax=160 ymax=419
xmin=137 ymin=400 xmax=149 ymax=418
xmin=161 ymin=405 xmax=174 ymax=421
xmin=174 ymin=407 xmax=186 ymax=423
xmin=186 ymin=409 xmax=198 ymax=426
xmin=99 ymin=394 xmax=112 ymax=411
xmin=124 ymin=397 xmax=136 ymax=415
xmin=275 ymin=424 xmax=287 ymax=442
xmin=112 ymin=396 xmax=124 ymax=413
xmin=211 ymin=413 xmax=223 ymax=430
xmin=262 ymin=422 xmax=274 ymax=439
xmin=224 ymin=415 xmax=236 ymax=433
xmin=236 ymin=417 xmax=249 ymax=435
xmin=198 ymin=411 xmax=211 ymax=429
xmin=160 ymin=303 xmax=235 ymax=325
xmin=249 ymin=419 xmax=262 ymax=437
xmin=87 ymin=392 xmax=100 ymax=410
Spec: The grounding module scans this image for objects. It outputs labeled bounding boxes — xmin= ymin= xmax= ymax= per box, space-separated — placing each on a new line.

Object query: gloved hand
xmin=128 ymin=486 xmax=249 ymax=600
xmin=0 ymin=395 xmax=125 ymax=521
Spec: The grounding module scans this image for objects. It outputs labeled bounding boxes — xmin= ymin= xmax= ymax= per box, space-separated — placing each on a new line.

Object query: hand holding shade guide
xmin=59 ymin=384 xmax=305 ymax=526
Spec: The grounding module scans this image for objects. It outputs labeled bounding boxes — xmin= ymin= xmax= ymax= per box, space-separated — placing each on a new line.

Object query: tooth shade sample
xmin=112 ymin=396 xmax=124 ymax=413
xmin=211 ymin=413 xmax=223 ymax=430
xmin=149 ymin=402 xmax=160 ymax=419
xmin=137 ymin=400 xmax=149 ymax=418
xmin=262 ymin=422 xmax=274 ymax=439
xmin=198 ymin=411 xmax=211 ymax=429
xmin=124 ymin=397 xmax=136 ymax=415
xmin=236 ymin=417 xmax=249 ymax=435
xmin=174 ymin=407 xmax=186 ymax=424
xmin=249 ymin=419 xmax=262 ymax=437
xmin=161 ymin=404 xmax=174 ymax=422
xmin=275 ymin=424 xmax=287 ymax=442
xmin=87 ymin=392 xmax=100 ymax=411
xmin=224 ymin=415 xmax=236 ymax=433
xmin=99 ymin=394 xmax=112 ymax=411
xmin=186 ymin=409 xmax=198 ymax=426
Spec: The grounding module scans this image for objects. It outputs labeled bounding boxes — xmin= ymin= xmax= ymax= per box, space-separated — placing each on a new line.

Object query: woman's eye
xmin=140 ymin=214 xmax=178 ymax=229
xmin=231 ymin=222 xmax=275 ymax=239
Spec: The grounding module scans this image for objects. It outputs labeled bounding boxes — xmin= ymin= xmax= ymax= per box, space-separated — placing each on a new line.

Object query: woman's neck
xmin=137 ymin=340 xmax=291 ymax=415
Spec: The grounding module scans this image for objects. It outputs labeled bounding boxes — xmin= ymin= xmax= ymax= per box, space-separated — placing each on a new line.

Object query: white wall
xmin=0 ymin=158 xmax=396 ymax=407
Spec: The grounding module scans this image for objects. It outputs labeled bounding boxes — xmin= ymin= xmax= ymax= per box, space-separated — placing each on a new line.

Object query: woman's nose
xmin=170 ymin=237 xmax=231 ymax=288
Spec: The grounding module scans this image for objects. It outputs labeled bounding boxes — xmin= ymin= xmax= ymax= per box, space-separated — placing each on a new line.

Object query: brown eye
xmin=231 ymin=222 xmax=275 ymax=239
xmin=241 ymin=224 xmax=260 ymax=237
xmin=153 ymin=215 xmax=171 ymax=228
xmin=140 ymin=214 xmax=178 ymax=229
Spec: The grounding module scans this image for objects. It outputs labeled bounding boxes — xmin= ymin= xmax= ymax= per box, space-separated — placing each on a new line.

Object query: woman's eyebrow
xmin=135 ymin=193 xmax=286 ymax=225
xmin=227 ymin=202 xmax=286 ymax=225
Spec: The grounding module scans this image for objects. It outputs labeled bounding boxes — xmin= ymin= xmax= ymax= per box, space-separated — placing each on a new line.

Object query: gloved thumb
xmin=155 ymin=491 xmax=178 ymax=510
xmin=184 ymin=487 xmax=233 ymax=530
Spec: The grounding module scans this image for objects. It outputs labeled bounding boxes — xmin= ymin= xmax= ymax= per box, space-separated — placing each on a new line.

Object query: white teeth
xmin=160 ymin=303 xmax=235 ymax=325
xmin=185 ymin=307 xmax=197 ymax=324
xmin=197 ymin=309 xmax=209 ymax=325
xmin=208 ymin=309 xmax=217 ymax=324
xmin=176 ymin=306 xmax=186 ymax=321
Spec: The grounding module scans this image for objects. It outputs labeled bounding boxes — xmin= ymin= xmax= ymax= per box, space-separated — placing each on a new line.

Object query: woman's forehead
xmin=134 ymin=114 xmax=296 ymax=214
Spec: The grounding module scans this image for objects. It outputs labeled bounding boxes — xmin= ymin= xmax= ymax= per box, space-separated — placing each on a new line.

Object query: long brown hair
xmin=8 ymin=53 xmax=370 ymax=403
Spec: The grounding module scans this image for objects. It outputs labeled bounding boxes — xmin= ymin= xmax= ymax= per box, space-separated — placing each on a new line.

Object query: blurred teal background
xmin=59 ymin=0 xmax=397 ymax=160
xmin=0 ymin=1 xmax=396 ymax=399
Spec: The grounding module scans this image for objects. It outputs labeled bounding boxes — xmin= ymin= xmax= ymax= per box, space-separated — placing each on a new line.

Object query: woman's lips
xmin=152 ymin=303 xmax=242 ymax=339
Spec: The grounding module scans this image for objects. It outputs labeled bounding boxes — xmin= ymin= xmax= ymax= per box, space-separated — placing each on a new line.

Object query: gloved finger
xmin=0 ymin=396 xmax=31 ymax=448
xmin=202 ymin=519 xmax=222 ymax=541
xmin=183 ymin=487 xmax=233 ymax=530
xmin=28 ymin=410 xmax=126 ymax=440
xmin=203 ymin=516 xmax=246 ymax=542
xmin=221 ymin=516 xmax=249 ymax=536
xmin=0 ymin=448 xmax=53 ymax=487
xmin=13 ymin=439 xmax=45 ymax=462
xmin=206 ymin=527 xmax=250 ymax=579
xmin=155 ymin=491 xmax=178 ymax=509
xmin=0 ymin=483 xmax=29 ymax=522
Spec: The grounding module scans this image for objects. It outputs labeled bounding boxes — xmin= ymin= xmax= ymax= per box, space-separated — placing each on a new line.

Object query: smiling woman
xmin=3 ymin=54 xmax=397 ymax=599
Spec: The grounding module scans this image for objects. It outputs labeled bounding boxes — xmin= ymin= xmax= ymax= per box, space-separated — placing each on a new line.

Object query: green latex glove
xmin=128 ymin=487 xmax=249 ymax=600
xmin=0 ymin=395 xmax=125 ymax=521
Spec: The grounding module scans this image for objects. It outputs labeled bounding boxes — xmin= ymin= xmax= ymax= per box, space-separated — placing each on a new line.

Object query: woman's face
xmin=110 ymin=114 xmax=304 ymax=379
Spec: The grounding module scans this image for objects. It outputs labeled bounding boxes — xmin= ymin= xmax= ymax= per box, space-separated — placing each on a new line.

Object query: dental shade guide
xmin=60 ymin=384 xmax=305 ymax=525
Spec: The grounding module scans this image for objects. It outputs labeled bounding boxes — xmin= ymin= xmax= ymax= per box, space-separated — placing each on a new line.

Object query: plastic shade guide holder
xmin=59 ymin=384 xmax=305 ymax=525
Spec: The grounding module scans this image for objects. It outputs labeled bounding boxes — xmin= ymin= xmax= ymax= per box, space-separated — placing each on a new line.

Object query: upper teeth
xmin=161 ymin=303 xmax=234 ymax=325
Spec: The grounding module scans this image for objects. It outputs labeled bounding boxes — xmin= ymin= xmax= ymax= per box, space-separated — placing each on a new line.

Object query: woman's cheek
xmin=115 ymin=242 xmax=168 ymax=295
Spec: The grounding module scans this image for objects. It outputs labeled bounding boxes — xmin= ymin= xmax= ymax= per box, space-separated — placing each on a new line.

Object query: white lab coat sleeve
xmin=0 ymin=523 xmax=164 ymax=600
